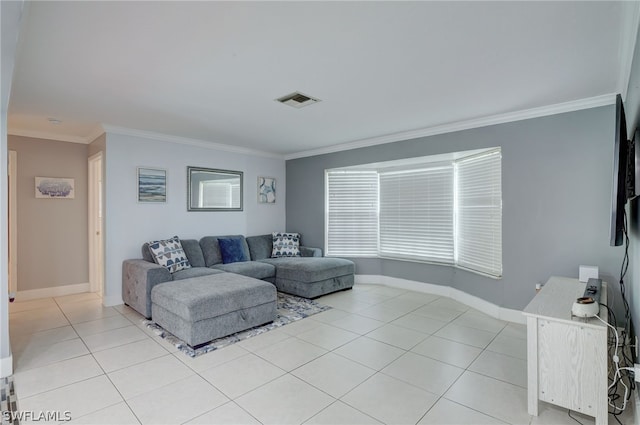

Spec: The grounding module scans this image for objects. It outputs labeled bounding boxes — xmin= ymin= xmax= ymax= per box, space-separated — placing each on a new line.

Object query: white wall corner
xmin=355 ymin=274 xmax=525 ymax=324
xmin=102 ymin=295 xmax=123 ymax=307
xmin=0 ymin=354 xmax=13 ymax=378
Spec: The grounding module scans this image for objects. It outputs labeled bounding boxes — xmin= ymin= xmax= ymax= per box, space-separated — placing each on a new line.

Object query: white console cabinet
xmin=523 ymin=276 xmax=608 ymax=425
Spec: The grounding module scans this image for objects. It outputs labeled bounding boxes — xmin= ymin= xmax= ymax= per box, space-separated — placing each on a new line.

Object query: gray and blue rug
xmin=144 ymin=292 xmax=331 ymax=358
xmin=1 ymin=377 xmax=18 ymax=425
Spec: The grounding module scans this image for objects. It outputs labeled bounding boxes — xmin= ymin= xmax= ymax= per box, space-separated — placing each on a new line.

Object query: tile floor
xmin=7 ymin=284 xmax=637 ymax=425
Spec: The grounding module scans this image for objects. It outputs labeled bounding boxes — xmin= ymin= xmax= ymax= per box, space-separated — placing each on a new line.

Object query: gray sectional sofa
xmin=123 ymin=234 xmax=355 ymax=318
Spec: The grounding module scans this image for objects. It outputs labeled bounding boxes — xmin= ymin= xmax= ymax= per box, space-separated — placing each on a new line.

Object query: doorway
xmin=88 ymin=152 xmax=104 ymax=297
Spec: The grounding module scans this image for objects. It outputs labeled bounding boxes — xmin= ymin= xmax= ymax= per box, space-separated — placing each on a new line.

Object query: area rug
xmin=144 ymin=292 xmax=331 ymax=357
xmin=0 ymin=376 xmax=18 ymax=425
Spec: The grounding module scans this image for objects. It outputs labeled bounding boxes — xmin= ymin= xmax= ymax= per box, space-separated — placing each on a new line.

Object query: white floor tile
xmin=341 ymin=373 xmax=438 ymax=425
xmin=92 ymin=338 xmax=169 ymax=373
xmin=278 ymin=318 xmax=324 ymax=336
xmin=500 ymin=322 xmax=528 ymax=340
xmin=428 ymin=298 xmax=469 ymax=312
xmin=18 ymin=376 xmax=123 ymax=424
xmin=485 ymin=332 xmax=527 ymax=360
xmin=10 ymin=325 xmax=78 ymax=356
xmin=66 ymin=402 xmax=141 ymax=425
xmin=411 ymin=335 xmax=483 ymax=368
xmin=356 ymin=304 xmax=408 ymax=322
xmin=292 ymin=352 xmax=376 ymax=398
xmin=236 ymin=374 xmax=334 ymax=425
xmin=10 ymin=308 xmax=70 ymax=334
xmin=54 ymin=292 xmax=101 ymax=305
xmin=382 ymin=351 xmax=464 ymax=395
xmin=469 ymin=350 xmax=527 ymax=388
xmin=108 ymin=354 xmax=194 ymax=399
xmin=296 ymin=324 xmax=359 ymax=350
xmin=72 ymin=315 xmax=134 ymax=338
xmin=255 ymin=337 xmax=327 ymax=371
xmin=434 ymin=322 xmax=498 ymax=348
xmin=185 ymin=401 xmax=260 ymax=425
xmin=452 ymin=310 xmax=508 ymax=333
xmin=329 ymin=314 xmax=385 ymax=334
xmin=366 ymin=323 xmax=428 ymax=350
xmin=391 ymin=314 xmax=448 ymax=335
xmin=418 ymin=398 xmax=507 ymax=425
xmin=333 ymin=336 xmax=405 ymax=370
xmin=444 ymin=371 xmax=530 ymax=425
xmin=176 ymin=343 xmax=249 ymax=372
xmin=237 ymin=328 xmax=291 ymax=351
xmin=13 ymin=354 xmax=103 ymax=398
xmin=61 ymin=301 xmax=120 ymax=324
xmin=305 ymin=401 xmax=383 ymax=425
xmin=412 ymin=304 xmax=466 ymax=322
xmin=201 ymin=353 xmax=286 ymax=399
xmin=395 ymin=292 xmax=441 ymax=305
xmin=81 ymin=325 xmax=149 ymax=352
xmin=9 ymin=297 xmax=57 ymax=314
xmin=127 ymin=374 xmax=228 ymax=424
xmin=378 ymin=297 xmax=425 ymax=313
xmin=367 ymin=286 xmax=408 ymax=297
xmin=310 ymin=308 xmax=351 ymax=324
xmin=14 ymin=337 xmax=89 ymax=372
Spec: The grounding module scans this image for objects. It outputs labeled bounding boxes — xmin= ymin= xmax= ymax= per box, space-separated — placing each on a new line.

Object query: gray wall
xmin=287 ymin=106 xmax=625 ymax=311
xmin=8 ymin=135 xmax=89 ymax=291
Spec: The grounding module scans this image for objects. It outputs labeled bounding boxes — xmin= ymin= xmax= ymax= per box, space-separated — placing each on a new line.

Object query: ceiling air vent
xmin=276 ymin=92 xmax=321 ymax=109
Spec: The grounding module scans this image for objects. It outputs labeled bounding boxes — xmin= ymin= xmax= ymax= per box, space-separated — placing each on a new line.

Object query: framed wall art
xmin=138 ymin=167 xmax=167 ymax=203
xmin=258 ymin=176 xmax=276 ymax=204
xmin=35 ymin=177 xmax=75 ymax=199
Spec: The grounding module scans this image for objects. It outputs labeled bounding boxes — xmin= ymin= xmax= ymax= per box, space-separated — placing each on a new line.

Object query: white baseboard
xmin=355 ymin=274 xmax=525 ymax=324
xmin=15 ymin=282 xmax=91 ymax=301
xmin=102 ymin=295 xmax=123 ymax=307
xmin=0 ymin=354 xmax=13 ymax=378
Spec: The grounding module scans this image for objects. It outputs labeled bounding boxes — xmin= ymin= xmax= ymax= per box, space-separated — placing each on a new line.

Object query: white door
xmin=88 ymin=153 xmax=104 ymax=297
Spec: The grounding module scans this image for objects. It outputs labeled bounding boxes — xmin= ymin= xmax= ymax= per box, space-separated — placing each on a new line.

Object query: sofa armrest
xmin=300 ymin=246 xmax=322 ymax=257
xmin=122 ymin=259 xmax=172 ymax=318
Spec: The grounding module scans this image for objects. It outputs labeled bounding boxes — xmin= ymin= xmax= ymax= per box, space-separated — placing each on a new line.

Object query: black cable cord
xmin=567 ymin=410 xmax=585 ymax=425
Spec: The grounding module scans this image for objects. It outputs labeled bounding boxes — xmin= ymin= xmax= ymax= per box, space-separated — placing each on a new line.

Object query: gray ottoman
xmin=151 ymin=273 xmax=277 ymax=347
xmin=260 ymin=257 xmax=355 ymax=298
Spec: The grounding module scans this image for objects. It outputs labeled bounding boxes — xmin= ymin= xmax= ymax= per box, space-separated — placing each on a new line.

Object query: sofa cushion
xmin=151 ymin=273 xmax=276 ymax=322
xmin=271 ymin=232 xmax=301 ymax=258
xmin=260 ymin=257 xmax=355 ymax=282
xmin=218 ymin=237 xmax=249 ymax=264
xmin=172 ymin=267 xmax=224 ymax=281
xmin=213 ymin=261 xmax=276 ymax=280
xmin=200 ymin=235 xmax=251 ymax=267
xmin=147 ymin=236 xmax=191 ymax=273
xmin=246 ymin=234 xmax=272 ymax=261
xmin=180 ymin=239 xmax=206 ymax=268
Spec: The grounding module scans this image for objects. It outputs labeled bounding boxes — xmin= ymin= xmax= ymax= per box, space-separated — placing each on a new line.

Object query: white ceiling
xmin=7 ymin=1 xmax=640 ymax=158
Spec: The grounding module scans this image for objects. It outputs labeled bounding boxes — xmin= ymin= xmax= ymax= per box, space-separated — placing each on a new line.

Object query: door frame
xmin=8 ymin=150 xmax=17 ymax=299
xmin=88 ymin=152 xmax=104 ymax=296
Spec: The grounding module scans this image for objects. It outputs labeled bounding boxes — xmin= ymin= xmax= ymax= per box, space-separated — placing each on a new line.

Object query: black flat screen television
xmin=610 ymin=94 xmax=630 ymax=246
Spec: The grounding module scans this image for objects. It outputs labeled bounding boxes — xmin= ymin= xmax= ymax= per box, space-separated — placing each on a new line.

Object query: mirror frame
xmin=187 ymin=166 xmax=243 ymax=211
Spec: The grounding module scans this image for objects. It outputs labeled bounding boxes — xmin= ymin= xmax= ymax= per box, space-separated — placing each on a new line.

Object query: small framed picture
xmin=35 ymin=177 xmax=75 ymax=199
xmin=138 ymin=167 xmax=167 ymax=203
xmin=258 ymin=177 xmax=276 ymax=204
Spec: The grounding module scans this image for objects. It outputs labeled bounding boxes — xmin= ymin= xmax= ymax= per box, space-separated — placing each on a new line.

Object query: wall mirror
xmin=187 ymin=167 xmax=243 ymax=211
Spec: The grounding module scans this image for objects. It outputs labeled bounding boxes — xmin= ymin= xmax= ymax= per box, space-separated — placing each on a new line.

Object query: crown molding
xmin=102 ymin=125 xmax=284 ymax=160
xmin=284 ymin=94 xmax=617 ymax=160
xmin=8 ymin=128 xmax=94 ymax=144
xmin=619 ymin=1 xmax=640 ymax=101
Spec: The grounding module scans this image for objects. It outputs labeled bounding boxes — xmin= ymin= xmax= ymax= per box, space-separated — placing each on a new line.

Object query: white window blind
xmin=455 ymin=150 xmax=502 ymax=277
xmin=326 ymin=170 xmax=378 ymax=257
xmin=379 ymin=166 xmax=454 ymax=263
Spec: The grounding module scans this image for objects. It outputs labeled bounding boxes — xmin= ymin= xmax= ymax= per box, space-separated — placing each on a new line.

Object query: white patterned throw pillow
xmin=271 ymin=232 xmax=301 ymax=258
xmin=147 ymin=236 xmax=191 ymax=273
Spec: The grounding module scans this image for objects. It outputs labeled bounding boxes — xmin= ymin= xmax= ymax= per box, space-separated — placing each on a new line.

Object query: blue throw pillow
xmin=218 ymin=237 xmax=248 ymax=264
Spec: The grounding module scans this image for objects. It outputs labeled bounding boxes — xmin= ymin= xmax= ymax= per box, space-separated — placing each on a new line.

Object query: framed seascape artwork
xmin=35 ymin=177 xmax=75 ymax=199
xmin=258 ymin=177 xmax=276 ymax=204
xmin=138 ymin=167 xmax=167 ymax=203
